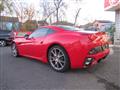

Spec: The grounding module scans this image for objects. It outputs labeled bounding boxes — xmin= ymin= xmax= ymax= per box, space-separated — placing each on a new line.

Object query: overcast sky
xmin=25 ymin=0 xmax=115 ymax=25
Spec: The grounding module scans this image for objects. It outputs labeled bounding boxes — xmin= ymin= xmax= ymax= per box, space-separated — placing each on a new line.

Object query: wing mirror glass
xmin=24 ymin=34 xmax=29 ymax=39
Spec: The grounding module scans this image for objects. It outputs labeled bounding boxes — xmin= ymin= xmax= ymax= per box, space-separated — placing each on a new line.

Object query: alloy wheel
xmin=48 ymin=46 xmax=70 ymax=72
xmin=0 ymin=40 xmax=6 ymax=47
xmin=11 ymin=43 xmax=18 ymax=57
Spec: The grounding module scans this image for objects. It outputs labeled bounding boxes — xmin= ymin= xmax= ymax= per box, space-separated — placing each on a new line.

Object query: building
xmin=93 ymin=20 xmax=113 ymax=31
xmin=23 ymin=20 xmax=38 ymax=31
xmin=104 ymin=0 xmax=120 ymax=45
xmin=38 ymin=20 xmax=48 ymax=27
xmin=52 ymin=21 xmax=74 ymax=26
xmin=80 ymin=20 xmax=113 ymax=31
xmin=0 ymin=16 xmax=19 ymax=31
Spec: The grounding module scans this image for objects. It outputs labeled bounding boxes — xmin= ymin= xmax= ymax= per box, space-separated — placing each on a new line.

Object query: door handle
xmin=40 ymin=41 xmax=43 ymax=44
xmin=18 ymin=42 xmax=22 ymax=45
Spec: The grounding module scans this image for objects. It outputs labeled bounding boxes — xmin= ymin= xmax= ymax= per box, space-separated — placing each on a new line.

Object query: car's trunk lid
xmin=76 ymin=30 xmax=109 ymax=44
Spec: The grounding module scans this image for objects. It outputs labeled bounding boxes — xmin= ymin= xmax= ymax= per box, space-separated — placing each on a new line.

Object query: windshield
xmin=17 ymin=32 xmax=27 ymax=37
xmin=0 ymin=22 xmax=20 ymax=31
xmin=57 ymin=25 xmax=81 ymax=31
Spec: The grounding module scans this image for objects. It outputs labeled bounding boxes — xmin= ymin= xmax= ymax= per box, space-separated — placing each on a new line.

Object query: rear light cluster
xmin=88 ymin=34 xmax=97 ymax=41
xmin=89 ymin=44 xmax=109 ymax=55
xmin=88 ymin=32 xmax=108 ymax=43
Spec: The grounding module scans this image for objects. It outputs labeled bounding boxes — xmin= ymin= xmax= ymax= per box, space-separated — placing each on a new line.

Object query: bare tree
xmin=24 ymin=4 xmax=35 ymax=21
xmin=0 ymin=0 xmax=13 ymax=16
xmin=12 ymin=1 xmax=27 ymax=23
xmin=40 ymin=0 xmax=55 ymax=23
xmin=39 ymin=0 xmax=67 ymax=24
xmin=74 ymin=8 xmax=81 ymax=26
xmin=53 ymin=0 xmax=67 ymax=22
xmin=73 ymin=0 xmax=82 ymax=26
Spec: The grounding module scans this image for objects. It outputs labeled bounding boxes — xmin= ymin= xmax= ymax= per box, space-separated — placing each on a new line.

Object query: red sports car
xmin=11 ymin=25 xmax=110 ymax=72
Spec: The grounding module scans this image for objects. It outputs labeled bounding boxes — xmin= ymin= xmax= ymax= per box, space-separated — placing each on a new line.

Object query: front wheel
xmin=0 ymin=40 xmax=7 ymax=47
xmin=11 ymin=43 xmax=19 ymax=57
xmin=48 ymin=45 xmax=70 ymax=72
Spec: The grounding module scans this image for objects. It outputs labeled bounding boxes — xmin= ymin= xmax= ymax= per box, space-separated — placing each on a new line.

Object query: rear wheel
xmin=48 ymin=45 xmax=70 ymax=72
xmin=11 ymin=43 xmax=19 ymax=57
xmin=0 ymin=40 xmax=7 ymax=47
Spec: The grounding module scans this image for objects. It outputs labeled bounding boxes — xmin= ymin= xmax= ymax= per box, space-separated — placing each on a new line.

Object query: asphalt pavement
xmin=0 ymin=46 xmax=120 ymax=90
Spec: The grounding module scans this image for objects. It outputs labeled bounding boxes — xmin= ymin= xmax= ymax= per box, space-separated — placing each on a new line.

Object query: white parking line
xmin=109 ymin=48 xmax=114 ymax=55
xmin=109 ymin=45 xmax=120 ymax=48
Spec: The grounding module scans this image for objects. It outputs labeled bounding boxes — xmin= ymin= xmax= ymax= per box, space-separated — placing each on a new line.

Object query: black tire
xmin=0 ymin=40 xmax=7 ymax=47
xmin=48 ymin=45 xmax=70 ymax=72
xmin=11 ymin=43 xmax=19 ymax=57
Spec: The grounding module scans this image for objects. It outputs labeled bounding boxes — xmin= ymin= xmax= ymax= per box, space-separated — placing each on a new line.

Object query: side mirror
xmin=24 ymin=34 xmax=29 ymax=39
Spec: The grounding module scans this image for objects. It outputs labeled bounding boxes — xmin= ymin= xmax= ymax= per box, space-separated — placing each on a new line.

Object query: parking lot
xmin=0 ymin=46 xmax=120 ymax=90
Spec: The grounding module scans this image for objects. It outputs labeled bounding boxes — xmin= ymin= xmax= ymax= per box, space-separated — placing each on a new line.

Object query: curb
xmin=109 ymin=44 xmax=120 ymax=48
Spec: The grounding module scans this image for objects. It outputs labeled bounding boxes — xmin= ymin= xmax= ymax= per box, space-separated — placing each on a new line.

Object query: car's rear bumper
xmin=83 ymin=48 xmax=110 ymax=68
xmin=69 ymin=43 xmax=110 ymax=69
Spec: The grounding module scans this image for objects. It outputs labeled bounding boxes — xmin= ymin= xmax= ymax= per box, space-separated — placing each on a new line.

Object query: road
xmin=0 ymin=46 xmax=120 ymax=90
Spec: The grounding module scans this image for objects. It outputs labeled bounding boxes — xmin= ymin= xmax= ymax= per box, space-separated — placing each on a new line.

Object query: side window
xmin=29 ymin=28 xmax=48 ymax=38
xmin=47 ymin=29 xmax=55 ymax=35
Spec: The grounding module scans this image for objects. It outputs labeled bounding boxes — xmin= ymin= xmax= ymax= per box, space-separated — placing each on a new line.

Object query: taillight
xmin=88 ymin=34 xmax=97 ymax=41
xmin=88 ymin=32 xmax=109 ymax=43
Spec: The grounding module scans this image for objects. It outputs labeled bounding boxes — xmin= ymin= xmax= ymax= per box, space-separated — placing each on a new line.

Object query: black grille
xmin=89 ymin=44 xmax=109 ymax=54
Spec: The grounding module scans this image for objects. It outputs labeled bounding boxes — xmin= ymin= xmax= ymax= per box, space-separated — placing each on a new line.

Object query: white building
xmin=104 ymin=0 xmax=120 ymax=45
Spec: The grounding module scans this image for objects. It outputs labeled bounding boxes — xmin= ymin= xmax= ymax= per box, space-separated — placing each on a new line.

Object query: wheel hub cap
xmin=49 ymin=48 xmax=66 ymax=70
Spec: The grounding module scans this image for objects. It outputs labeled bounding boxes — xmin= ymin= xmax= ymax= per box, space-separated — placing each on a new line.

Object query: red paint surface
xmin=104 ymin=0 xmax=119 ymax=9
xmin=13 ymin=26 xmax=110 ymax=69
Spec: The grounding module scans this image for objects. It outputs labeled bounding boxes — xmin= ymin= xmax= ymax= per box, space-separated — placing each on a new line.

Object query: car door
xmin=26 ymin=28 xmax=50 ymax=59
xmin=17 ymin=37 xmax=33 ymax=56
xmin=32 ymin=28 xmax=55 ymax=59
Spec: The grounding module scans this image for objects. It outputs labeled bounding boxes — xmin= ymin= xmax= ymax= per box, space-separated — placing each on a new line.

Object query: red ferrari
xmin=11 ymin=25 xmax=110 ymax=72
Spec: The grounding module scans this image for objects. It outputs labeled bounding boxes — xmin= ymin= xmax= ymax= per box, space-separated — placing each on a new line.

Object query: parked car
xmin=0 ymin=30 xmax=14 ymax=46
xmin=11 ymin=25 xmax=110 ymax=72
xmin=14 ymin=31 xmax=32 ymax=38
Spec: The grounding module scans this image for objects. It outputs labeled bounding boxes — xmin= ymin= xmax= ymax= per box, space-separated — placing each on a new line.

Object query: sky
xmin=25 ymin=0 xmax=115 ymax=25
